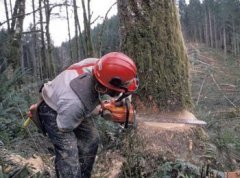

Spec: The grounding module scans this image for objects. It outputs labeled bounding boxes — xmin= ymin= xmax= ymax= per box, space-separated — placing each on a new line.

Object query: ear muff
xmin=109 ymin=77 xmax=128 ymax=93
xmin=109 ymin=77 xmax=124 ymax=88
xmin=95 ymin=83 xmax=108 ymax=93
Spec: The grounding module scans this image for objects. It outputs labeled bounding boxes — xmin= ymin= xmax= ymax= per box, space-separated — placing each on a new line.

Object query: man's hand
xmin=90 ymin=105 xmax=102 ymax=116
xmin=102 ymin=109 xmax=112 ymax=120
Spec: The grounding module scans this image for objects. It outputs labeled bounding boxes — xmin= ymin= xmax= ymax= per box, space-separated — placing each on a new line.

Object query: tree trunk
xmin=39 ymin=0 xmax=48 ymax=79
xmin=65 ymin=0 xmax=73 ymax=63
xmin=208 ymin=9 xmax=213 ymax=48
xmin=204 ymin=10 xmax=209 ymax=46
xmin=31 ymin=0 xmax=39 ymax=79
xmin=118 ymin=0 xmax=192 ymax=111
xmin=4 ymin=0 xmax=10 ymax=31
xmin=237 ymin=34 xmax=240 ymax=55
xmin=73 ymin=0 xmax=79 ymax=60
xmin=232 ymin=18 xmax=237 ymax=56
xmin=9 ymin=0 xmax=26 ymax=70
xmin=81 ymin=0 xmax=94 ymax=57
xmin=76 ymin=10 xmax=86 ymax=59
xmin=213 ymin=15 xmax=218 ymax=49
xmin=223 ymin=24 xmax=227 ymax=58
xmin=97 ymin=2 xmax=116 ymax=57
xmin=9 ymin=0 xmax=13 ymax=16
xmin=44 ymin=0 xmax=55 ymax=78
xmin=10 ymin=0 xmax=20 ymax=32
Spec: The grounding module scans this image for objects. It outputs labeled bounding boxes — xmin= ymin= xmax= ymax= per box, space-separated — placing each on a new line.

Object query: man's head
xmin=93 ymin=52 xmax=138 ymax=96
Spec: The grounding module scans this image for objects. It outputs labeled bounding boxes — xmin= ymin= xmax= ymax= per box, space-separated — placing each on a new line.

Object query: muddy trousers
xmin=38 ymin=101 xmax=100 ymax=178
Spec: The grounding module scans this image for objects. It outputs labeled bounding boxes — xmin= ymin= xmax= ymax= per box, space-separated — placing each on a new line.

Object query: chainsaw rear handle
xmin=22 ymin=101 xmax=46 ymax=135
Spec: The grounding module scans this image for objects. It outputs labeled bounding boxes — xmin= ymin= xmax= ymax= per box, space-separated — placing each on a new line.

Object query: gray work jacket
xmin=41 ymin=58 xmax=100 ymax=131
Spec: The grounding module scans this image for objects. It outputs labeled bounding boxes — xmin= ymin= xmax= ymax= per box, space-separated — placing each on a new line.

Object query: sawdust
xmin=133 ymin=110 xmax=207 ymax=162
xmin=93 ymin=151 xmax=125 ymax=178
xmin=0 ymin=148 xmax=47 ymax=176
xmin=143 ymin=122 xmax=193 ymax=130
xmin=138 ymin=110 xmax=197 ymax=122
xmin=137 ymin=110 xmax=205 ymax=131
xmin=1 ymin=111 xmax=207 ymax=178
xmin=9 ymin=154 xmax=44 ymax=174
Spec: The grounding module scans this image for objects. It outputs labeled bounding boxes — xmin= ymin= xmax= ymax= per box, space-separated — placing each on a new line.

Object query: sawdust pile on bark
xmin=93 ymin=112 xmax=208 ymax=177
xmin=137 ymin=121 xmax=206 ymax=158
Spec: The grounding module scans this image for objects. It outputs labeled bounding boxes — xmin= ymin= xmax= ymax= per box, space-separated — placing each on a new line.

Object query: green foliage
xmin=92 ymin=15 xmax=120 ymax=57
xmin=0 ymin=166 xmax=8 ymax=178
xmin=119 ymin=131 xmax=147 ymax=178
xmin=118 ymin=132 xmax=200 ymax=177
xmin=94 ymin=116 xmax=123 ymax=148
xmin=152 ymin=161 xmax=199 ymax=178
xmin=180 ymin=0 xmax=240 ymax=55
xmin=0 ymin=67 xmax=35 ymax=143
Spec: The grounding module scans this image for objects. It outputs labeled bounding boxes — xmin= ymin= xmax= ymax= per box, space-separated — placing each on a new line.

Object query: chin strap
xmin=116 ymin=92 xmax=130 ymax=102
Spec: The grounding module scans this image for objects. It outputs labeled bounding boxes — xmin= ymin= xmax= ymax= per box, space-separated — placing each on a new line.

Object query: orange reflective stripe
xmin=67 ymin=63 xmax=94 ymax=75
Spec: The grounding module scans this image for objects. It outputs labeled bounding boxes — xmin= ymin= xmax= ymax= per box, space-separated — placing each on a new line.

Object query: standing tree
xmin=4 ymin=0 xmax=11 ymax=31
xmin=39 ymin=0 xmax=48 ymax=79
xmin=65 ymin=0 xmax=73 ymax=62
xmin=44 ymin=0 xmax=56 ymax=78
xmin=81 ymin=0 xmax=94 ymax=57
xmin=8 ymin=0 xmax=26 ymax=70
xmin=73 ymin=0 xmax=80 ymax=59
xmin=178 ymin=0 xmax=188 ymax=39
xmin=118 ymin=0 xmax=192 ymax=112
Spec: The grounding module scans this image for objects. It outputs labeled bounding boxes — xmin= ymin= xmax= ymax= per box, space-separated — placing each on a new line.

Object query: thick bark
xmin=118 ymin=0 xmax=192 ymax=111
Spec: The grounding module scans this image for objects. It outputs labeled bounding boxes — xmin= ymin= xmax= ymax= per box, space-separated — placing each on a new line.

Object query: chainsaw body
xmin=101 ymin=99 xmax=136 ymax=128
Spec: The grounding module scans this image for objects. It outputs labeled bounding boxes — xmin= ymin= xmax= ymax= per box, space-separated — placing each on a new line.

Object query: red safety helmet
xmin=93 ymin=52 xmax=138 ymax=93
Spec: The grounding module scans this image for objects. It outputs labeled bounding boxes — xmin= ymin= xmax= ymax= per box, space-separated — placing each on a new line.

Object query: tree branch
xmin=0 ymin=3 xmax=71 ymax=27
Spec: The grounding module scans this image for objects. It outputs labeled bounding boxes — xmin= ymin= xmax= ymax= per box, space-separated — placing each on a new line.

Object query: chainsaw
xmin=23 ymin=98 xmax=137 ymax=130
xmin=101 ymin=98 xmax=137 ymax=128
